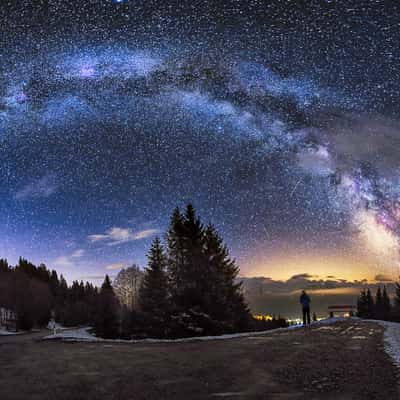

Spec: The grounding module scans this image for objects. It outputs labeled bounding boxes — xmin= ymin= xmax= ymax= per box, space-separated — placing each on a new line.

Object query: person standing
xmin=300 ymin=290 xmax=311 ymax=325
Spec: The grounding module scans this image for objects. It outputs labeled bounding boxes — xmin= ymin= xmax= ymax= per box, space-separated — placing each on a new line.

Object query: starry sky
xmin=1 ymin=0 xmax=400 ymax=285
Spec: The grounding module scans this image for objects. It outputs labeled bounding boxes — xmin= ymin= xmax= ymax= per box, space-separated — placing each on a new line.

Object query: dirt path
xmin=0 ymin=320 xmax=398 ymax=400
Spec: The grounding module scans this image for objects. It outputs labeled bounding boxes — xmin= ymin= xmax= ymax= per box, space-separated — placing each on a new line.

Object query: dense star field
xmin=0 ymin=1 xmax=399 ymax=283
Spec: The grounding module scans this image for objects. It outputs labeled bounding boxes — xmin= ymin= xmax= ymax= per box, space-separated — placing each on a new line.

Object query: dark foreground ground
xmin=0 ymin=320 xmax=398 ymax=400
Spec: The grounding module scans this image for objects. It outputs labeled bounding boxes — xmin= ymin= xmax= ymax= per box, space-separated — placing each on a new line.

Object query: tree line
xmin=0 ymin=257 xmax=99 ymax=331
xmin=357 ymin=285 xmax=400 ymax=321
xmin=0 ymin=205 xmax=287 ymax=338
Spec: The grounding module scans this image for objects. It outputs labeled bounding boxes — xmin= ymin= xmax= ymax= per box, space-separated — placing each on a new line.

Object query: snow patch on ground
xmin=0 ymin=328 xmax=25 ymax=336
xmin=370 ymin=320 xmax=400 ymax=369
xmin=43 ymin=317 xmax=344 ymax=343
xmin=46 ymin=320 xmax=71 ymax=331
xmin=44 ymin=327 xmax=98 ymax=341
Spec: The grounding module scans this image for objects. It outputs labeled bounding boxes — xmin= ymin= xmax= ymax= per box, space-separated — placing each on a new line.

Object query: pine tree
xmin=49 ymin=270 xmax=59 ymax=298
xmin=357 ymin=290 xmax=367 ymax=318
xmin=366 ymin=288 xmax=374 ymax=318
xmin=95 ymin=275 xmax=119 ymax=339
xmin=166 ymin=207 xmax=186 ymax=304
xmin=165 ymin=205 xmax=252 ymax=335
xmin=167 ymin=204 xmax=206 ymax=312
xmin=382 ymin=285 xmax=392 ymax=320
xmin=395 ymin=282 xmax=400 ymax=309
xmin=15 ymin=272 xmax=34 ymax=331
xmin=139 ymin=238 xmax=169 ymax=336
xmin=391 ymin=282 xmax=400 ymax=321
xmin=180 ymin=204 xmax=207 ymax=310
xmin=375 ymin=287 xmax=383 ymax=319
xmin=0 ymin=259 xmax=9 ymax=273
xmin=203 ymin=224 xmax=251 ymax=332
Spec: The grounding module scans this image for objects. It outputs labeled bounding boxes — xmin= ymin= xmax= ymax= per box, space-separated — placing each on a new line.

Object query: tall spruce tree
xmin=392 ymin=282 xmax=400 ymax=320
xmin=167 ymin=204 xmax=206 ymax=311
xmin=0 ymin=259 xmax=9 ymax=273
xmin=382 ymin=285 xmax=391 ymax=320
xmin=375 ymin=287 xmax=383 ymax=319
xmin=357 ymin=290 xmax=367 ymax=318
xmin=366 ymin=288 xmax=374 ymax=318
xmin=164 ymin=204 xmax=253 ymax=335
xmin=203 ymin=224 xmax=251 ymax=331
xmin=139 ymin=237 xmax=169 ymax=336
xmin=95 ymin=275 xmax=119 ymax=339
xmin=166 ymin=207 xmax=186 ymax=305
xmin=181 ymin=204 xmax=207 ymax=310
xmin=395 ymin=283 xmax=400 ymax=309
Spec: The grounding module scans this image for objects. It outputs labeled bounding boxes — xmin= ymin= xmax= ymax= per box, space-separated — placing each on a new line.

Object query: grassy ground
xmin=0 ymin=320 xmax=398 ymax=400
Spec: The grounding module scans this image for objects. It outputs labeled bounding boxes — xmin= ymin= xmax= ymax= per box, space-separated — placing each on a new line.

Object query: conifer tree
xmin=139 ymin=238 xmax=169 ymax=336
xmin=366 ymin=288 xmax=374 ymax=318
xmin=395 ymin=282 xmax=400 ymax=309
xmin=166 ymin=207 xmax=186 ymax=304
xmin=165 ymin=204 xmax=252 ymax=335
xmin=203 ymin=224 xmax=251 ymax=331
xmin=382 ymin=285 xmax=391 ymax=320
xmin=167 ymin=204 xmax=206 ymax=311
xmin=0 ymin=259 xmax=9 ymax=273
xmin=357 ymin=290 xmax=367 ymax=318
xmin=49 ymin=270 xmax=59 ymax=298
xmin=15 ymin=272 xmax=34 ymax=330
xmin=95 ymin=275 xmax=119 ymax=339
xmin=140 ymin=237 xmax=169 ymax=314
xmin=180 ymin=204 xmax=207 ymax=310
xmin=391 ymin=282 xmax=400 ymax=321
xmin=375 ymin=287 xmax=383 ymax=319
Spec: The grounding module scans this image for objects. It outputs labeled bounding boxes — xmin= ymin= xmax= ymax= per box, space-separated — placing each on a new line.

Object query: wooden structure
xmin=0 ymin=307 xmax=18 ymax=331
xmin=328 ymin=304 xmax=356 ymax=318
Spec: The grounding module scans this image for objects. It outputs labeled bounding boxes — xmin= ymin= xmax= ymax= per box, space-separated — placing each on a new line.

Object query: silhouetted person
xmin=300 ymin=290 xmax=311 ymax=325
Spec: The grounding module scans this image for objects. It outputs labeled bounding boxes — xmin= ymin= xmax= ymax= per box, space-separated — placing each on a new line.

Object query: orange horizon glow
xmin=238 ymin=248 xmax=399 ymax=283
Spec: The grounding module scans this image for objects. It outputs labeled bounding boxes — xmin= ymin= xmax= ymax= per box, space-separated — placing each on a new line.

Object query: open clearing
xmin=0 ymin=320 xmax=398 ymax=400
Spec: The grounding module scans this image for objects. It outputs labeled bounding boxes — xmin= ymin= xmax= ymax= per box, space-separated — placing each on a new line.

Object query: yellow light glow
xmin=253 ymin=314 xmax=273 ymax=320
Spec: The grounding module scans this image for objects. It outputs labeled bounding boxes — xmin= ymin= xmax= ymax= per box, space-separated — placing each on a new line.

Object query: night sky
xmin=1 ymin=0 xmax=400 ymax=285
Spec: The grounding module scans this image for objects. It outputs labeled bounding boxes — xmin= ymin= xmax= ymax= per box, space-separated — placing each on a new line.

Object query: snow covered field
xmin=43 ymin=317 xmax=344 ymax=343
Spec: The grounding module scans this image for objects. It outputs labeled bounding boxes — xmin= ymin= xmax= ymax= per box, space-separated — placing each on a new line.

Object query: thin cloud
xmin=78 ymin=274 xmax=117 ymax=283
xmin=88 ymin=227 xmax=160 ymax=246
xmin=289 ymin=273 xmax=315 ymax=280
xmin=240 ymin=275 xmax=393 ymax=297
xmin=374 ymin=274 xmax=394 ymax=283
xmin=15 ymin=175 xmax=58 ymax=200
xmin=71 ymin=249 xmax=85 ymax=258
xmin=54 ymin=249 xmax=85 ymax=268
xmin=105 ymin=263 xmax=125 ymax=270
